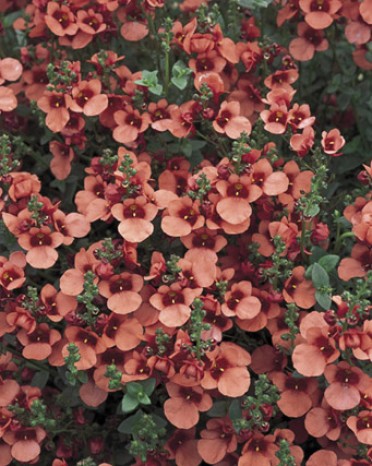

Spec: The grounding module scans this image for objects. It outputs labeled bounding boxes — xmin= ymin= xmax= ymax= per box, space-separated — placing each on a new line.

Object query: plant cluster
xmin=0 ymin=0 xmax=371 ymax=465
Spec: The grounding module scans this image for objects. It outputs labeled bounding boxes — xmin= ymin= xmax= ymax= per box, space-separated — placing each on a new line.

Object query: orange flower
xmin=289 ymin=23 xmax=329 ymax=61
xmin=221 ymin=280 xmax=262 ymax=320
xmin=305 ymin=450 xmax=337 ymax=466
xmin=161 ymin=197 xmax=204 ymax=237
xmin=111 ymin=196 xmax=158 ymax=243
xmin=347 ymin=410 xmax=372 ymax=445
xmin=251 ymin=158 xmax=289 ymax=196
xmin=166 ymin=428 xmax=201 ymax=466
xmin=290 ymin=126 xmax=315 ymax=156
xmin=39 ymin=284 xmax=77 ymax=322
xmin=239 ymin=433 xmax=279 ymax=466
xmin=0 ymin=252 xmax=26 ymax=291
xmin=292 ymin=325 xmax=340 ymax=376
xmin=98 ymin=272 xmax=143 ymax=314
xmin=63 ymin=326 xmax=107 ymax=370
xmin=215 ymin=174 xmax=262 ymax=225
xmin=149 ymin=283 xmax=200 ymax=327
xmin=101 ymin=314 xmax=143 ymax=350
xmin=70 ymin=79 xmax=108 ymax=116
xmin=270 ymin=372 xmax=318 ymax=417
xmin=260 ymin=103 xmax=289 ymax=134
xmin=18 ymin=226 xmax=64 ymax=269
xmin=17 ymin=323 xmax=61 ymax=360
xmin=37 ymin=91 xmax=72 ymax=133
xmin=213 ymin=101 xmax=252 ymax=139
xmin=324 ymin=361 xmax=371 ymax=410
xmin=113 ymin=105 xmax=150 ymax=144
xmin=49 ymin=141 xmax=74 ymax=180
xmin=0 ymin=58 xmax=23 ymax=84
xmin=60 ymin=246 xmax=100 ymax=296
xmin=0 ymin=86 xmax=17 ymax=113
xmin=52 ymin=210 xmax=91 ymax=245
xmin=283 ymin=266 xmax=316 ymax=309
xmin=299 ymin=0 xmax=342 ymax=30
xmin=197 ymin=418 xmax=237 ymax=465
xmin=164 ymin=382 xmax=212 ymax=429
xmin=2 ymin=426 xmax=46 ymax=463
xmin=305 ymin=402 xmax=342 ymax=440
xmin=321 ymin=128 xmax=345 ymax=156
xmin=44 ymin=2 xmax=78 ymax=37
xmin=202 ymin=342 xmax=251 ymax=397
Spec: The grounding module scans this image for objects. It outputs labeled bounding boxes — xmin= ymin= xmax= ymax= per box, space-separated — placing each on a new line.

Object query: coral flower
xmin=347 ymin=411 xmax=372 ymax=444
xmin=270 ymin=372 xmax=318 ymax=417
xmin=260 ymin=103 xmax=289 ymax=134
xmin=98 ymin=272 xmax=144 ymax=314
xmin=161 ymin=197 xmax=204 ymax=237
xmin=49 ymin=141 xmax=74 ymax=180
xmin=290 ymin=126 xmax=315 ymax=156
xmin=37 ymin=91 xmax=72 ymax=133
xmin=198 ymin=418 xmax=238 ymax=465
xmin=113 ymin=105 xmax=150 ymax=144
xmin=289 ymin=23 xmax=329 ymax=61
xmin=17 ymin=324 xmax=61 ymax=360
xmin=111 ymin=196 xmax=158 ymax=243
xmin=40 ymin=284 xmax=77 ymax=322
xmin=101 ymin=314 xmax=143 ymax=350
xmin=324 ymin=361 xmax=371 ymax=410
xmin=2 ymin=426 xmax=46 ymax=463
xmin=0 ymin=252 xmax=26 ymax=290
xmin=305 ymin=402 xmax=342 ymax=440
xmin=150 ymin=283 xmax=200 ymax=327
xmin=213 ymin=101 xmax=252 ymax=139
xmin=215 ymin=174 xmax=262 ymax=225
xmin=164 ymin=383 xmax=212 ymax=429
xmin=299 ymin=0 xmax=342 ymax=30
xmin=63 ymin=327 xmax=107 ymax=370
xmin=283 ymin=266 xmax=316 ymax=309
xmin=306 ymin=450 xmax=337 ymax=466
xmin=0 ymin=86 xmax=18 ymax=113
xmin=0 ymin=58 xmax=23 ymax=84
xmin=221 ymin=280 xmax=262 ymax=320
xmin=239 ymin=433 xmax=279 ymax=466
xmin=321 ymin=128 xmax=345 ymax=156
xmin=70 ymin=80 xmax=108 ymax=116
xmin=166 ymin=428 xmax=201 ymax=466
xmin=18 ymin=226 xmax=64 ymax=269
xmin=202 ymin=342 xmax=251 ymax=397
xmin=44 ymin=2 xmax=78 ymax=37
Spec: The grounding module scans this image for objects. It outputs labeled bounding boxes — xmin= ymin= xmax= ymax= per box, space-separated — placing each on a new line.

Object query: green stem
xmin=334 ymin=231 xmax=355 ymax=254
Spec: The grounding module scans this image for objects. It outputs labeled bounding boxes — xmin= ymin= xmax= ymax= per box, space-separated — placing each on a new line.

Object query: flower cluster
xmin=0 ymin=0 xmax=371 ymax=465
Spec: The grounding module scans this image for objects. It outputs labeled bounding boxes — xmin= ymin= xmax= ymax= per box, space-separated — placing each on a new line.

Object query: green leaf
xmin=31 ymin=371 xmax=49 ymax=389
xmin=118 ymin=410 xmax=143 ymax=433
xmin=171 ymin=60 xmax=192 ymax=90
xmin=304 ymin=204 xmax=320 ymax=218
xmin=126 ymin=382 xmax=142 ymax=397
xmin=122 ymin=394 xmax=139 ymax=413
xmin=315 ymin=291 xmax=332 ymax=310
xmin=312 ymin=263 xmax=330 ymax=288
xmin=206 ymin=401 xmax=228 ymax=417
xmin=318 ymin=255 xmax=340 ymax=273
xmin=137 ymin=392 xmax=151 ymax=405
xmin=142 ymin=378 xmax=156 ymax=396
xmin=135 ymin=70 xmax=163 ymax=95
xmin=228 ymin=399 xmax=242 ymax=420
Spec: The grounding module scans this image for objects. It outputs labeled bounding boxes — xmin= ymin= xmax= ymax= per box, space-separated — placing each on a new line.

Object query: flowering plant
xmin=0 ymin=0 xmax=371 ymax=465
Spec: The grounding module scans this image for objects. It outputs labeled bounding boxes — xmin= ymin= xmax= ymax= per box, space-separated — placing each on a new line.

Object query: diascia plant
xmin=0 ymin=0 xmax=371 ymax=465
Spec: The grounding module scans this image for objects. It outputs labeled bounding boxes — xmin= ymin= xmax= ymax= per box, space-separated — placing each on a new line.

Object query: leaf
xmin=121 ymin=394 xmax=139 ymax=413
xmin=206 ymin=401 xmax=228 ymax=417
xmin=126 ymin=382 xmax=142 ymax=396
xmin=31 ymin=371 xmax=49 ymax=389
xmin=171 ymin=60 xmax=192 ymax=90
xmin=137 ymin=392 xmax=151 ymax=405
xmin=228 ymin=399 xmax=242 ymax=420
xmin=142 ymin=378 xmax=156 ymax=396
xmin=118 ymin=410 xmax=143 ymax=433
xmin=318 ymin=255 xmax=340 ymax=273
xmin=312 ymin=263 xmax=330 ymax=288
xmin=315 ymin=291 xmax=332 ymax=310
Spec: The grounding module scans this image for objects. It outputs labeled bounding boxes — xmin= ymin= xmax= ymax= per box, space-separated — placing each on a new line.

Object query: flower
xmin=346 ymin=410 xmax=372 ymax=444
xmin=44 ymin=2 xmax=78 ymax=37
xmin=213 ymin=101 xmax=252 ymax=139
xmin=98 ymin=272 xmax=144 ymax=314
xmin=37 ymin=91 xmax=72 ymax=133
xmin=113 ymin=105 xmax=150 ymax=144
xmin=70 ymin=80 xmax=108 ymax=116
xmin=299 ymin=0 xmax=342 ymax=30
xmin=321 ymin=128 xmax=345 ymax=156
xmin=198 ymin=418 xmax=237 ymax=465
xmin=164 ymin=382 xmax=212 ymax=429
xmin=18 ymin=226 xmax=64 ymax=269
xmin=289 ymin=23 xmax=329 ymax=61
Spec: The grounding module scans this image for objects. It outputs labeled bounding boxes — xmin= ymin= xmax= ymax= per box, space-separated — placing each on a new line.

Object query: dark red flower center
xmin=285 ymin=377 xmax=308 ymax=392
xmin=125 ymin=114 xmax=142 ymax=128
xmin=192 ymin=233 xmax=215 ymax=249
xmin=1 ymin=269 xmax=21 ymax=286
xmin=50 ymin=94 xmax=66 ymax=109
xmin=310 ymin=0 xmax=330 ymax=12
xmin=109 ymin=278 xmax=132 ymax=293
xmin=196 ymin=58 xmax=214 ymax=72
xmin=210 ymin=357 xmax=229 ymax=380
xmin=162 ymin=290 xmax=184 ymax=306
xmin=216 ymin=110 xmax=232 ymax=128
xmin=357 ymin=416 xmax=372 ymax=430
xmin=30 ymin=232 xmax=52 ymax=247
xmin=75 ymin=89 xmax=94 ymax=107
xmin=123 ymin=203 xmax=146 ymax=219
xmin=227 ymin=182 xmax=249 ymax=198
xmin=335 ymin=368 xmax=359 ymax=385
xmin=53 ymin=11 xmax=71 ymax=29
